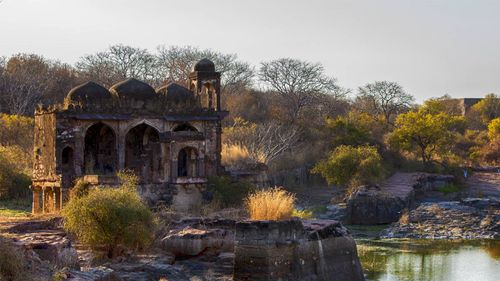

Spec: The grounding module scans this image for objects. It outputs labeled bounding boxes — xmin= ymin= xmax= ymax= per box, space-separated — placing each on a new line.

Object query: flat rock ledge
xmin=381 ymin=198 xmax=500 ymax=239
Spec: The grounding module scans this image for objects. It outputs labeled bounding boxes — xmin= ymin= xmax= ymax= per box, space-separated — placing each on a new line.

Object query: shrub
xmin=70 ymin=178 xmax=92 ymax=199
xmin=246 ymin=187 xmax=295 ymax=220
xmin=437 ymin=183 xmax=461 ymax=194
xmin=208 ymin=176 xmax=255 ymax=207
xmin=292 ymin=208 xmax=314 ymax=219
xmin=0 ymin=146 xmax=31 ymax=199
xmin=63 ymin=173 xmax=154 ymax=258
xmin=0 ymin=237 xmax=28 ymax=281
xmin=312 ymin=145 xmax=384 ymax=188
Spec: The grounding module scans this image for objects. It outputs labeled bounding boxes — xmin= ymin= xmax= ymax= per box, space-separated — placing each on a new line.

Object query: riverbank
xmin=380 ymin=198 xmax=499 ymax=239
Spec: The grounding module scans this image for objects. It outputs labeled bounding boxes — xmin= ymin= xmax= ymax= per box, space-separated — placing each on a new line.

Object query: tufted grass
xmin=246 ymin=187 xmax=295 ymax=221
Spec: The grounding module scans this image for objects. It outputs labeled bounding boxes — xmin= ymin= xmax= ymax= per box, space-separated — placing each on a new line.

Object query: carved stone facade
xmin=32 ymin=59 xmax=227 ymax=214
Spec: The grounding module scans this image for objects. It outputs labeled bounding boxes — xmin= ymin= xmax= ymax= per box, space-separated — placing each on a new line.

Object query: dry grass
xmin=221 ymin=144 xmax=253 ymax=167
xmin=246 ymin=187 xmax=295 ymax=221
xmin=399 ymin=208 xmax=410 ymax=225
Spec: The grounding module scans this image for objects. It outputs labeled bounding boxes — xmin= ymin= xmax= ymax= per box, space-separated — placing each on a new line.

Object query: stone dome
xmin=192 ymin=58 xmax=215 ymax=72
xmin=66 ymin=81 xmax=113 ymax=105
xmin=109 ymin=78 xmax=157 ymax=100
xmin=157 ymin=82 xmax=195 ymax=103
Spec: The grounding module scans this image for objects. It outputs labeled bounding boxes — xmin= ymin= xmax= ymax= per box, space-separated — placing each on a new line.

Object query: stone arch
xmin=173 ymin=122 xmax=198 ymax=132
xmin=83 ymin=123 xmax=117 ymax=175
xmin=125 ymin=123 xmax=161 ymax=183
xmin=177 ymin=146 xmax=198 ymax=177
xmin=124 ymin=119 xmax=162 ymax=136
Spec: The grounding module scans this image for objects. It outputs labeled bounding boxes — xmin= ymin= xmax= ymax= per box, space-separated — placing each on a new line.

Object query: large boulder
xmin=160 ymin=218 xmax=236 ymax=258
xmin=233 ymin=219 xmax=365 ymax=281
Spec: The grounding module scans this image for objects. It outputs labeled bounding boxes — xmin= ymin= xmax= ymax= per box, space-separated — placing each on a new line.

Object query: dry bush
xmin=399 ymin=208 xmax=410 ymax=225
xmin=221 ymin=144 xmax=253 ymax=167
xmin=0 ymin=237 xmax=28 ymax=281
xmin=246 ymin=187 xmax=295 ymax=221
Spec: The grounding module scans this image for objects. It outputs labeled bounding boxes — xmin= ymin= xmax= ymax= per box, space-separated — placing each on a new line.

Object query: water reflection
xmin=357 ymin=239 xmax=500 ymax=281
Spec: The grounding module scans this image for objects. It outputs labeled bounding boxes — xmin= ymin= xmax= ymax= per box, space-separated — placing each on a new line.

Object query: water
xmin=357 ymin=239 xmax=500 ymax=281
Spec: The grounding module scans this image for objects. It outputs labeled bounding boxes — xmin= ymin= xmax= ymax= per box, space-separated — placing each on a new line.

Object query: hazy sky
xmin=1 ymin=0 xmax=499 ymax=102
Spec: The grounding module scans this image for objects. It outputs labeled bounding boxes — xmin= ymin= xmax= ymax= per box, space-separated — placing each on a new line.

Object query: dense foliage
xmin=0 ymin=114 xmax=33 ymax=198
xmin=62 ymin=171 xmax=154 ymax=258
xmin=389 ymin=107 xmax=465 ymax=167
xmin=312 ymin=145 xmax=384 ymax=187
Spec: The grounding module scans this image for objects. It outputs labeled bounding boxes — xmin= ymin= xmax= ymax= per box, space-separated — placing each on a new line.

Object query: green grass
xmin=437 ymin=183 xmax=461 ymax=194
xmin=0 ymin=198 xmax=31 ymax=217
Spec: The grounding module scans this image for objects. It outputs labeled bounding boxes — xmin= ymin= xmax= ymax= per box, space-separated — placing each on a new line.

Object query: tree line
xmin=0 ymin=44 xmax=498 ymax=191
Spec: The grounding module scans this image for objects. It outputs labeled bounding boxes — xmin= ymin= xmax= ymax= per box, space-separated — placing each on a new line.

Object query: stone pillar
xmin=54 ymin=188 xmax=61 ymax=211
xmin=43 ymin=188 xmax=54 ymax=213
xmin=32 ymin=188 xmax=42 ymax=214
xmin=118 ymin=137 xmax=126 ymax=171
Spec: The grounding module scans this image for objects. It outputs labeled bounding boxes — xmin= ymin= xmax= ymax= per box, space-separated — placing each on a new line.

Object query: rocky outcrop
xmin=233 ymin=219 xmax=364 ymax=281
xmin=381 ymin=198 xmax=500 ymax=239
xmin=160 ymin=218 xmax=236 ymax=258
xmin=346 ymin=173 xmax=454 ymax=225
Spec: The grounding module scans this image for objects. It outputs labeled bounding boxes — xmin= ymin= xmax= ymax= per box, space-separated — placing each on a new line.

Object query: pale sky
xmin=1 ymin=0 xmax=499 ymax=102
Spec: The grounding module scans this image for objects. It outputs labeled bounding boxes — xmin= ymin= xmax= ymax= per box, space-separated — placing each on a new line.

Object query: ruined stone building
xmin=32 ymin=59 xmax=227 ymax=213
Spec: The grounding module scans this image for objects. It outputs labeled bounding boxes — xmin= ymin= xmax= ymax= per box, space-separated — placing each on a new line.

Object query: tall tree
xmin=259 ymin=58 xmax=345 ymax=122
xmin=389 ymin=106 xmax=465 ymax=167
xmin=0 ymin=54 xmax=50 ymax=115
xmin=76 ymin=44 xmax=157 ymax=87
xmin=355 ymin=81 xmax=414 ymax=125
xmin=156 ymin=45 xmax=254 ymax=94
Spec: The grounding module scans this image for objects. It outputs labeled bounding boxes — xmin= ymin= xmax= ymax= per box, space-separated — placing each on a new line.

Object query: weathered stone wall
xmin=33 ymin=113 xmax=57 ymax=182
xmin=233 ymin=219 xmax=365 ymax=281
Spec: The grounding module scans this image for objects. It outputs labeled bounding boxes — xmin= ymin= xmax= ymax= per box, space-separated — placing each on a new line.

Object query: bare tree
xmin=76 ymin=44 xmax=157 ymax=87
xmin=355 ymin=81 xmax=414 ymax=125
xmin=259 ymin=58 xmax=345 ymax=122
xmin=225 ymin=118 xmax=300 ymax=164
xmin=0 ymin=54 xmax=51 ymax=115
xmin=156 ymin=46 xmax=254 ymax=94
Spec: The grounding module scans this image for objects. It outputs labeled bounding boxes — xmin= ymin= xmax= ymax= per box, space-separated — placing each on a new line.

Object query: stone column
xmin=32 ymin=188 xmax=41 ymax=214
xmin=54 ymin=188 xmax=61 ymax=211
xmin=118 ymin=135 xmax=126 ymax=171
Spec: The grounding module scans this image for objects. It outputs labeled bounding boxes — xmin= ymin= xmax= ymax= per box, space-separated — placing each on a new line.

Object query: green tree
xmin=472 ymin=93 xmax=500 ymax=124
xmin=62 ymin=171 xmax=154 ymax=258
xmin=312 ymin=145 xmax=384 ymax=187
xmin=487 ymin=117 xmax=500 ymax=141
xmin=389 ymin=107 xmax=465 ymax=167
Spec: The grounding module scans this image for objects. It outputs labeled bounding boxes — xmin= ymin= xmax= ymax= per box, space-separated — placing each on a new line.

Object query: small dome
xmin=193 ymin=58 xmax=215 ymax=72
xmin=66 ymin=81 xmax=112 ymax=104
xmin=157 ymin=82 xmax=195 ymax=103
xmin=109 ymin=78 xmax=156 ymax=100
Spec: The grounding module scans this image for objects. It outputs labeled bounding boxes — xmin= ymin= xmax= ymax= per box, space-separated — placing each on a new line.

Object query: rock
xmin=233 ymin=219 xmax=364 ymax=281
xmin=14 ymin=230 xmax=79 ymax=268
xmin=347 ymin=187 xmax=408 ymax=224
xmin=381 ymin=199 xmax=500 ymax=239
xmin=161 ymin=226 xmax=234 ymax=258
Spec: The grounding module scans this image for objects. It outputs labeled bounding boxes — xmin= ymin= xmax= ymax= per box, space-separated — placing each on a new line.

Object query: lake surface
xmin=356 ymin=239 xmax=500 ymax=281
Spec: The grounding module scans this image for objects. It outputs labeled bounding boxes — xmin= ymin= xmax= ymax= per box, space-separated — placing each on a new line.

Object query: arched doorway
xmin=61 ymin=146 xmax=75 ymax=188
xmin=84 ymin=123 xmax=117 ymax=175
xmin=177 ymin=147 xmax=198 ymax=177
xmin=125 ymin=124 xmax=161 ymax=183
